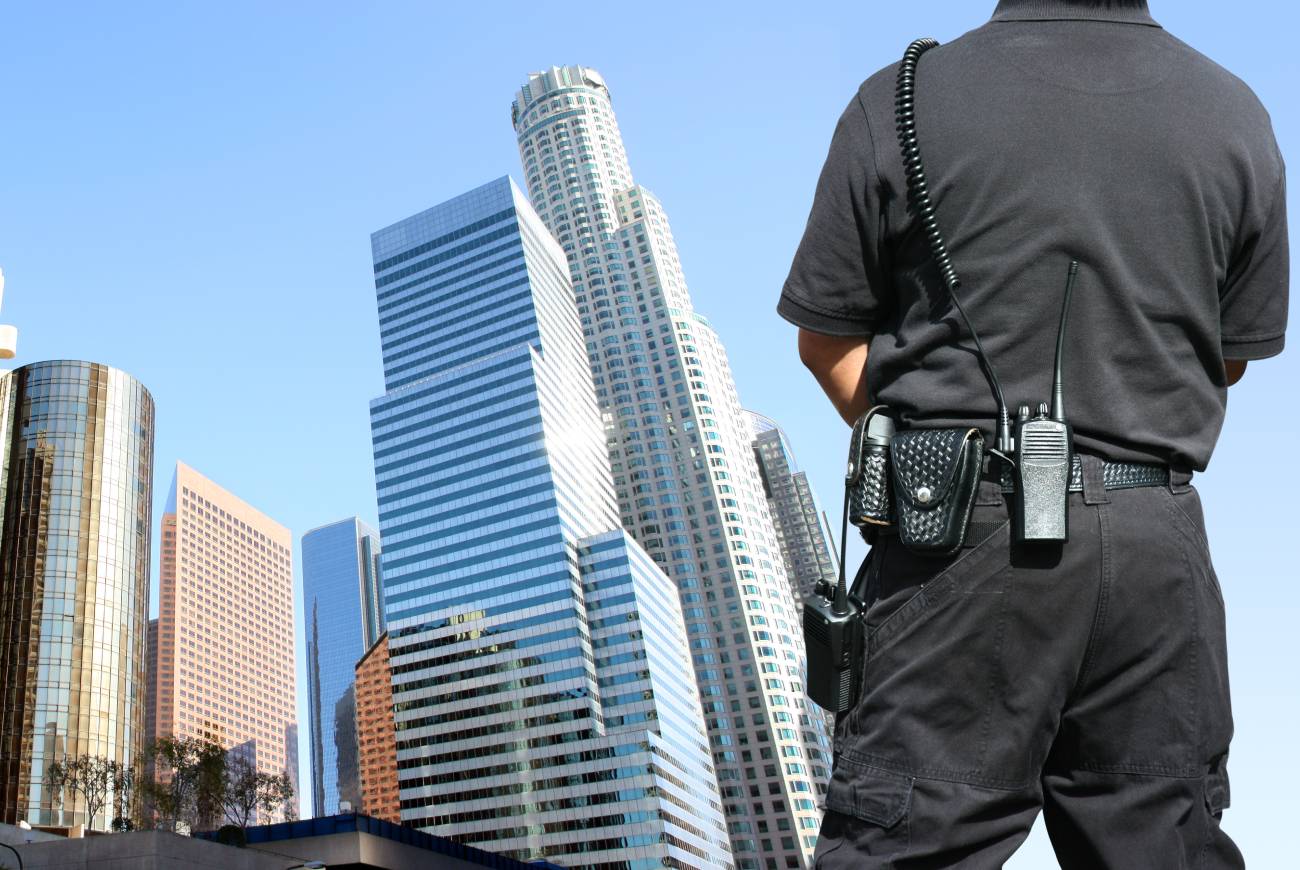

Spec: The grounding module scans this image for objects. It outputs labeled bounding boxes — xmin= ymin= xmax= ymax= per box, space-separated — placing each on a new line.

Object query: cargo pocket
xmin=845 ymin=513 xmax=1012 ymax=780
xmin=820 ymin=758 xmax=913 ymax=862
xmin=864 ymin=517 xmax=1010 ymax=655
xmin=1204 ymin=756 xmax=1231 ymax=820
xmin=1198 ymin=755 xmax=1244 ymax=868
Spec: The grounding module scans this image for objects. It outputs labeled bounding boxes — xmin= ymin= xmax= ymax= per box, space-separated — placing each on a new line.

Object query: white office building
xmin=512 ymin=67 xmax=831 ymax=869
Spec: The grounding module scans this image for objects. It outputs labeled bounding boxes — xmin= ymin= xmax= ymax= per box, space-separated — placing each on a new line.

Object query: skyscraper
xmin=746 ymin=414 xmax=839 ymax=773
xmin=303 ymin=517 xmax=384 ymax=818
xmin=369 ymin=176 xmax=731 ymax=867
xmin=513 ymin=67 xmax=830 ymax=866
xmin=150 ymin=462 xmax=297 ymax=820
xmin=747 ymin=413 xmax=840 ymax=606
xmin=0 ymin=361 xmax=155 ymax=828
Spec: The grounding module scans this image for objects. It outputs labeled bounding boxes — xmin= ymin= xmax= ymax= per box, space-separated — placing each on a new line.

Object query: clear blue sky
xmin=1 ymin=2 xmax=1293 ymax=864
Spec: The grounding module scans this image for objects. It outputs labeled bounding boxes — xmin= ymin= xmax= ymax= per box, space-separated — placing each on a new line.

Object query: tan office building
xmin=151 ymin=462 xmax=297 ymax=818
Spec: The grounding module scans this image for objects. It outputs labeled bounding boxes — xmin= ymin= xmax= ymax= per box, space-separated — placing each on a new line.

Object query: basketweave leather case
xmin=890 ymin=428 xmax=984 ymax=556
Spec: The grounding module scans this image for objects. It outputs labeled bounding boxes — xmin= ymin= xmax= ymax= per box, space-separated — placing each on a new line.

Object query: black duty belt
xmin=997 ymin=456 xmax=1169 ymax=494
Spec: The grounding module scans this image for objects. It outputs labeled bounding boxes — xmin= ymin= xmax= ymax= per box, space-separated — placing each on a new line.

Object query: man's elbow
xmin=797 ymin=329 xmax=814 ymax=362
xmin=797 ymin=328 xmax=841 ymax=377
xmin=1226 ymin=359 xmax=1248 ymax=386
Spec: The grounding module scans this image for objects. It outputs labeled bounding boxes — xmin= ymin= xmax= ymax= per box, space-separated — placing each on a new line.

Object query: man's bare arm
xmin=1226 ymin=359 xmax=1247 ymax=386
xmin=798 ymin=329 xmax=871 ymax=426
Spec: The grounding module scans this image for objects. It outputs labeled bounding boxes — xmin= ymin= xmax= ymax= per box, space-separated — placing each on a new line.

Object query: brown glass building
xmin=0 ymin=361 xmax=155 ymax=828
xmin=354 ymin=634 xmax=398 ymax=823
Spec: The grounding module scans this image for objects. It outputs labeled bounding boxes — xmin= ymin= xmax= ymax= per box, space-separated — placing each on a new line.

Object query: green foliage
xmin=220 ymin=754 xmax=296 ymax=828
xmin=139 ymin=735 xmax=296 ymax=832
xmin=140 ymin=734 xmax=228 ymax=832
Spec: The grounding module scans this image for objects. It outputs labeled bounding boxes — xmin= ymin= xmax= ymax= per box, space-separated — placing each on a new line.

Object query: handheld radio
xmin=1013 ymin=261 xmax=1079 ymax=542
xmin=804 ymin=495 xmax=863 ymax=713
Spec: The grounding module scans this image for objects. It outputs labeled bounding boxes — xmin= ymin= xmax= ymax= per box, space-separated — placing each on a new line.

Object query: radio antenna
xmin=1050 ymin=261 xmax=1079 ymax=423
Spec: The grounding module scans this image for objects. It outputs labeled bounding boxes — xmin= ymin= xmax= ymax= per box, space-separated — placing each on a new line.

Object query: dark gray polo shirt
xmin=779 ymin=0 xmax=1288 ymax=471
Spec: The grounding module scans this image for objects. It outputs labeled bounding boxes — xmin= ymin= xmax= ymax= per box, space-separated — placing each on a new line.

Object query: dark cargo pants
xmin=815 ymin=455 xmax=1243 ymax=869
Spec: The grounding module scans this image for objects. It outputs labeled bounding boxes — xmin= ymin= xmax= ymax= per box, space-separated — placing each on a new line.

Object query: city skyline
xmin=2 ymin=4 xmax=1294 ymax=865
xmin=0 ymin=72 xmax=845 ymax=854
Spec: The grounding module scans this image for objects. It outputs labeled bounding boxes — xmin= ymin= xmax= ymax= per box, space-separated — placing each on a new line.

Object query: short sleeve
xmin=778 ymin=93 xmax=888 ymax=337
xmin=1220 ymin=157 xmax=1288 ymax=360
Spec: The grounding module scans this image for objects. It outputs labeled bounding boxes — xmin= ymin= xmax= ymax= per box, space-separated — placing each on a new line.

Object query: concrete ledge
xmin=4 ymin=830 xmax=293 ymax=870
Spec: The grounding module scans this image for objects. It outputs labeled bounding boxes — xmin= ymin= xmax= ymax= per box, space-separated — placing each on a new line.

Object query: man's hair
xmin=1064 ymin=1 xmax=1148 ymax=6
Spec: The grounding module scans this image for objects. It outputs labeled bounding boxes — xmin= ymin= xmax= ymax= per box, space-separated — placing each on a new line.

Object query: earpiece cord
xmin=896 ymin=38 xmax=1014 ymax=454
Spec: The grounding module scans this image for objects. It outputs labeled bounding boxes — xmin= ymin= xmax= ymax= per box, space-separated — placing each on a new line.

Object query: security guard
xmin=780 ymin=1 xmax=1287 ymax=867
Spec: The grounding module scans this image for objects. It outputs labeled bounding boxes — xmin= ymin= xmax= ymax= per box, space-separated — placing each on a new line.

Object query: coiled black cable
xmin=895 ymin=38 xmax=1014 ymax=452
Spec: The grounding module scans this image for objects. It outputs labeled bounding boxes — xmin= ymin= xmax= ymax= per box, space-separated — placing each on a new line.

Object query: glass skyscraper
xmin=369 ymin=176 xmax=731 ymax=868
xmin=0 ymin=361 xmax=155 ymax=828
xmin=513 ymin=67 xmax=830 ymax=866
xmin=303 ymin=516 xmax=384 ymax=817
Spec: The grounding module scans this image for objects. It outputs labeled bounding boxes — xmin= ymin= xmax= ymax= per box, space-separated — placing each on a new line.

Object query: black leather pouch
xmin=846 ymin=406 xmax=896 ymax=531
xmin=890 ymin=428 xmax=985 ymax=556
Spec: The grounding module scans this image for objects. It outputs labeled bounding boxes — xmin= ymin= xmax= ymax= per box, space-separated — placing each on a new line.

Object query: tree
xmin=47 ymin=754 xmax=117 ymax=831
xmin=110 ymin=758 xmax=139 ymax=830
xmin=257 ymin=770 xmax=295 ymax=824
xmin=221 ymin=755 xmax=295 ymax=828
xmin=141 ymin=736 xmax=295 ymax=833
xmin=141 ymin=735 xmax=227 ymax=832
xmin=194 ymin=742 xmax=226 ymax=832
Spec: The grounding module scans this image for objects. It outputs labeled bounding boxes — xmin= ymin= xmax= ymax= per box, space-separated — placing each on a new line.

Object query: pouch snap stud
xmin=916 ymin=486 xmax=932 ymax=504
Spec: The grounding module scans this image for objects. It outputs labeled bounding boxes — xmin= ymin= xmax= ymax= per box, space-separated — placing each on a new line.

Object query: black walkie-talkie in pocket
xmin=804 ymin=585 xmax=862 ymax=713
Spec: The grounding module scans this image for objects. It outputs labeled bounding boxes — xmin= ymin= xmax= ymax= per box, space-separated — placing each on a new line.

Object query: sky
xmin=1 ymin=1 xmax=1295 ymax=864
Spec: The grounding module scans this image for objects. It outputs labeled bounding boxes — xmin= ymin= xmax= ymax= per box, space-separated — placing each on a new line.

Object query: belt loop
xmin=1081 ymin=454 xmax=1110 ymax=505
xmin=1168 ymin=467 xmax=1193 ymax=494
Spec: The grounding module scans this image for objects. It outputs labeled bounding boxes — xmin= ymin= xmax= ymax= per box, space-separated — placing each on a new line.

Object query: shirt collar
xmin=992 ymin=1 xmax=1160 ymax=27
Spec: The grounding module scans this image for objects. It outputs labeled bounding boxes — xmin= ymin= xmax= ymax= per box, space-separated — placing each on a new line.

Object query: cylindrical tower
xmin=0 ymin=360 xmax=155 ymax=829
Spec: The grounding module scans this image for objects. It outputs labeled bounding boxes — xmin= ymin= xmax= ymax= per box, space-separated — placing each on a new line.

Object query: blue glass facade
xmin=303 ymin=517 xmax=384 ymax=818
xmin=369 ymin=177 xmax=731 ymax=867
